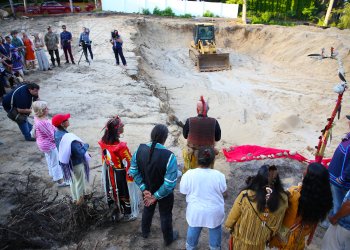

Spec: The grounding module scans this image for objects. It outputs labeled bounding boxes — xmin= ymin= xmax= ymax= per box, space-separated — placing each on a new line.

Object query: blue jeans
xmin=186 ymin=225 xmax=222 ymax=250
xmin=17 ymin=119 xmax=32 ymax=140
xmin=330 ymin=183 xmax=348 ymax=215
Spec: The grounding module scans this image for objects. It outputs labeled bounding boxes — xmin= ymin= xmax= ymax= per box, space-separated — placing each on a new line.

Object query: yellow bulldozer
xmin=189 ymin=23 xmax=230 ymax=72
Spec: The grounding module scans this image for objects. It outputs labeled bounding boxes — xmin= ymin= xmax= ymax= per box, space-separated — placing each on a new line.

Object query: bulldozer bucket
xmin=197 ymin=53 xmax=230 ymax=72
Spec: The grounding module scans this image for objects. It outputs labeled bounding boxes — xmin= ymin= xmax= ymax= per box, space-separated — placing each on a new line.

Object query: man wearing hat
xmin=182 ymin=96 xmax=221 ymax=173
xmin=328 ymin=115 xmax=350 ymax=229
xmin=52 ymin=113 xmax=90 ymax=205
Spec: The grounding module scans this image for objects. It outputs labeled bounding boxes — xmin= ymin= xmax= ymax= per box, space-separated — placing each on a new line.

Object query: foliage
xmin=337 ymin=3 xmax=350 ymax=29
xmin=142 ymin=8 xmax=151 ymax=15
xmin=179 ymin=13 xmax=193 ymax=18
xmin=226 ymin=0 xmax=243 ymax=4
xmin=203 ymin=10 xmax=215 ymax=17
xmin=302 ymin=2 xmax=318 ymax=21
xmin=152 ymin=6 xmax=175 ymax=17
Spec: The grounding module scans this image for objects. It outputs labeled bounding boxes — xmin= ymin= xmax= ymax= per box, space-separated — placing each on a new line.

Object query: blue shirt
xmin=60 ymin=31 xmax=72 ymax=46
xmin=129 ymin=142 xmax=178 ymax=200
xmin=79 ymin=32 xmax=91 ymax=44
xmin=0 ymin=43 xmax=11 ymax=57
xmin=338 ymin=190 xmax=350 ymax=230
xmin=329 ymin=134 xmax=350 ymax=189
xmin=112 ymin=35 xmax=123 ymax=48
xmin=54 ymin=129 xmax=89 ymax=166
xmin=2 ymin=84 xmax=37 ymax=112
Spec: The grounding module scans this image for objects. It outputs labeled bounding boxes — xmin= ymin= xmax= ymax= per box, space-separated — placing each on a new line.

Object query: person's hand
xmin=144 ymin=195 xmax=157 ymax=207
xmin=143 ymin=190 xmax=151 ymax=198
xmin=336 ymin=178 xmax=343 ymax=184
xmin=329 ymin=215 xmax=338 ymax=225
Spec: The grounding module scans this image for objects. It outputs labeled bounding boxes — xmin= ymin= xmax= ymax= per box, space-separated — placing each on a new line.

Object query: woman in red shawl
xmin=98 ymin=116 xmax=139 ymax=221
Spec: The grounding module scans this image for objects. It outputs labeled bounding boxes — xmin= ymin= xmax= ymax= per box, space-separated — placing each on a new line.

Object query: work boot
xmin=65 ymin=61 xmax=69 ymax=64
xmin=72 ymin=61 xmax=76 ymax=65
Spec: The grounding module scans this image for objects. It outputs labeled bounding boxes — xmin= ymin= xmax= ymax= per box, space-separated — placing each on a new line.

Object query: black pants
xmin=0 ymin=71 xmax=6 ymax=97
xmin=142 ymin=193 xmax=174 ymax=244
xmin=63 ymin=44 xmax=74 ymax=63
xmin=82 ymin=44 xmax=93 ymax=61
xmin=48 ymin=49 xmax=60 ymax=66
xmin=113 ymin=46 xmax=126 ymax=66
xmin=105 ymin=167 xmax=131 ymax=215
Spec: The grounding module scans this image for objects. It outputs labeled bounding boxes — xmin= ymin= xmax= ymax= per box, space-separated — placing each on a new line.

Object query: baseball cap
xmin=52 ymin=113 xmax=70 ymax=127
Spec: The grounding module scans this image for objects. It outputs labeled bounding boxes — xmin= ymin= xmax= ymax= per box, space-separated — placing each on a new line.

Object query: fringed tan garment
xmin=225 ymin=190 xmax=288 ymax=250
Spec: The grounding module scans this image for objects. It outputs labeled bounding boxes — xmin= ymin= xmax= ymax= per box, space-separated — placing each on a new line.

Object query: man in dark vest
xmin=182 ymin=96 xmax=221 ymax=173
xmin=129 ymin=124 xmax=178 ymax=246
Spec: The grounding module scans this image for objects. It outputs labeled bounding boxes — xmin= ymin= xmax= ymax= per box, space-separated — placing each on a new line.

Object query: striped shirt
xmin=34 ymin=117 xmax=56 ymax=153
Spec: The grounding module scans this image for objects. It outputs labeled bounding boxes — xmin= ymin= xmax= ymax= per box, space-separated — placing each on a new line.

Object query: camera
xmin=111 ymin=30 xmax=119 ymax=40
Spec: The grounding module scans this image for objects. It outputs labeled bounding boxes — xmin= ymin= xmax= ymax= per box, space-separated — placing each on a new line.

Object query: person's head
xmin=298 ymin=163 xmax=333 ymax=225
xmin=32 ymin=100 xmax=49 ymax=118
xmin=22 ymin=33 xmax=28 ymax=39
xmin=151 ymin=124 xmax=168 ymax=145
xmin=5 ymin=36 xmax=11 ymax=44
xmin=27 ymin=83 xmax=40 ymax=97
xmin=83 ymin=27 xmax=89 ymax=33
xmin=33 ymin=33 xmax=39 ymax=39
xmin=148 ymin=124 xmax=169 ymax=163
xmin=244 ymin=164 xmax=285 ymax=213
xmin=101 ymin=116 xmax=124 ymax=144
xmin=52 ymin=113 xmax=71 ymax=130
xmin=11 ymin=30 xmax=18 ymax=37
xmin=197 ymin=96 xmax=209 ymax=116
xmin=62 ymin=25 xmax=66 ymax=31
xmin=47 ymin=26 xmax=52 ymax=33
xmin=197 ymin=147 xmax=215 ymax=168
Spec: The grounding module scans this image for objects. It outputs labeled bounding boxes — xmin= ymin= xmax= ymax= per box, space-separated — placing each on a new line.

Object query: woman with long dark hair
xmin=98 ymin=116 xmax=139 ymax=221
xmin=225 ymin=165 xmax=288 ymax=250
xmin=129 ymin=124 xmax=179 ymax=246
xmin=180 ymin=146 xmax=226 ymax=250
xmin=270 ymin=162 xmax=333 ymax=249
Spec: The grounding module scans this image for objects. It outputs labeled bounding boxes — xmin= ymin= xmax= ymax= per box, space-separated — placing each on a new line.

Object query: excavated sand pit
xmin=0 ymin=14 xmax=350 ymax=249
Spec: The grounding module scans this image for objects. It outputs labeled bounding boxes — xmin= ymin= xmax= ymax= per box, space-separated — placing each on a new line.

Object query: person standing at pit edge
xmin=182 ymin=96 xmax=221 ymax=173
xmin=79 ymin=27 xmax=93 ymax=63
xmin=129 ymin=124 xmax=179 ymax=246
xmin=44 ymin=26 xmax=60 ymax=67
xmin=110 ymin=30 xmax=127 ymax=67
xmin=60 ymin=25 xmax=75 ymax=64
xmin=52 ymin=113 xmax=90 ymax=205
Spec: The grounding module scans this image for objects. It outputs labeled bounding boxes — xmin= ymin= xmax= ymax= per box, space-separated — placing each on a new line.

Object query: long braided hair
xmin=101 ymin=116 xmax=124 ymax=145
xmin=148 ymin=124 xmax=168 ymax=163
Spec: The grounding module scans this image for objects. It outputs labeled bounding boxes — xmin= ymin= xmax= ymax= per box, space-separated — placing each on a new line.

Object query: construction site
xmin=0 ymin=12 xmax=350 ymax=249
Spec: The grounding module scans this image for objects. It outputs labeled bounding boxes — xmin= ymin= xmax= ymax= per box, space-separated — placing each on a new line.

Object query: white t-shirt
xmin=180 ymin=168 xmax=227 ymax=228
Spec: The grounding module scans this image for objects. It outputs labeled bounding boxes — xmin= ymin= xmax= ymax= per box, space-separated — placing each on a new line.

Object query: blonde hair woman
xmin=32 ymin=101 xmax=67 ymax=186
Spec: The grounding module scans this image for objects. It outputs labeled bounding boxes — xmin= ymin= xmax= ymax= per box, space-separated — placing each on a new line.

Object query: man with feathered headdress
xmin=182 ymin=96 xmax=221 ymax=173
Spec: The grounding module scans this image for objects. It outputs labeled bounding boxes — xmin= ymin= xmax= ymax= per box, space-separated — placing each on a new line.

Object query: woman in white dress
xmin=33 ymin=33 xmax=50 ymax=71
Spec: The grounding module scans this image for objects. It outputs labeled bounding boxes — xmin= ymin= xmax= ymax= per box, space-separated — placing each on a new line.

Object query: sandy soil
xmin=1 ymin=13 xmax=350 ymax=249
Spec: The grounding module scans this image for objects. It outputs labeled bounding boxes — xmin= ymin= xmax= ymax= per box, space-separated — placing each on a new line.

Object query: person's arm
xmin=71 ymin=141 xmax=89 ymax=159
xmin=68 ymin=32 xmax=72 ymax=43
xmin=225 ymin=191 xmax=244 ymax=230
xmin=119 ymin=143 xmax=132 ymax=174
xmin=336 ymin=149 xmax=350 ymax=185
xmin=44 ymin=34 xmax=48 ymax=47
xmin=129 ymin=147 xmax=147 ymax=192
xmin=16 ymin=108 xmax=31 ymax=114
xmin=215 ymin=120 xmax=221 ymax=141
xmin=330 ymin=200 xmax=350 ymax=224
xmin=152 ymin=153 xmax=178 ymax=200
xmin=179 ymin=172 xmax=188 ymax=195
xmin=183 ymin=118 xmax=189 ymax=139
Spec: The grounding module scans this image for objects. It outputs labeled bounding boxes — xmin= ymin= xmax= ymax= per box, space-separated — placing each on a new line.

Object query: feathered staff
xmin=315 ymin=61 xmax=348 ymax=163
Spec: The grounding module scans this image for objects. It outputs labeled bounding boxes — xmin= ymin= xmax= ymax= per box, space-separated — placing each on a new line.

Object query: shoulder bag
xmin=7 ymin=85 xmax=28 ymax=124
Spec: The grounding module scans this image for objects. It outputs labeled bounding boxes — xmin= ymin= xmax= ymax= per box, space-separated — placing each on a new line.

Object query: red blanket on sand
xmin=223 ymin=145 xmax=331 ymax=166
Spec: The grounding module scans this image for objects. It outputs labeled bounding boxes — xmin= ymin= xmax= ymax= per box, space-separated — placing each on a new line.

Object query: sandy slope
xmin=0 ymin=14 xmax=350 ymax=249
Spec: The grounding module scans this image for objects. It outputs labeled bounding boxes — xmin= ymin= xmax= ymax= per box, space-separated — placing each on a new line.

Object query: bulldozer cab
xmin=193 ymin=24 xmax=215 ymax=45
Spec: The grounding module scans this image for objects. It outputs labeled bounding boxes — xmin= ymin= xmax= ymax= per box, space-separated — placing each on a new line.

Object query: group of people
xmin=0 ymin=26 xmax=128 ymax=101
xmin=2 ymin=82 xmax=350 ymax=249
